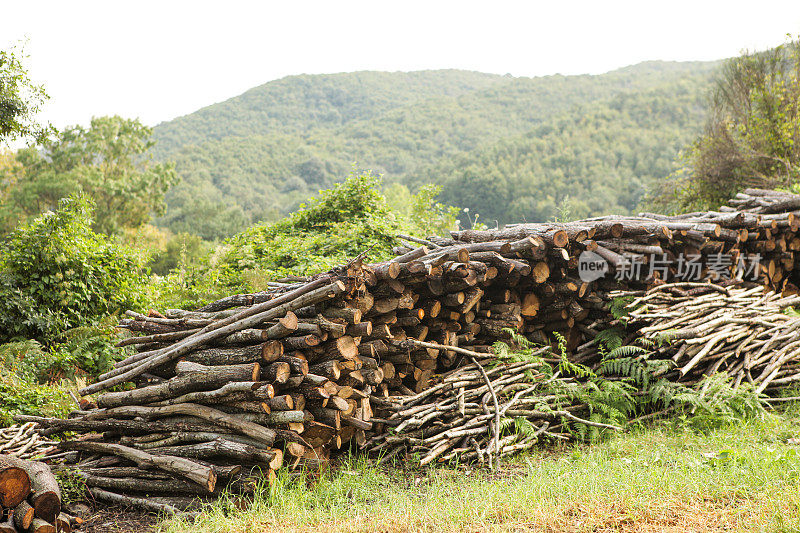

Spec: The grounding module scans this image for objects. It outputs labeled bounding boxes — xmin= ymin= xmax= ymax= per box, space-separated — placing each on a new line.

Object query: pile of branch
xmin=602 ymin=283 xmax=800 ymax=393
xmin=363 ymin=341 xmax=621 ymax=468
xmin=0 ymin=425 xmax=54 ymax=461
xmin=723 ymin=188 xmax=800 ymax=214
xmin=0 ymin=455 xmax=77 ymax=533
xmin=365 ymin=283 xmax=800 ymax=467
xmin=16 ymin=189 xmax=800 ymax=508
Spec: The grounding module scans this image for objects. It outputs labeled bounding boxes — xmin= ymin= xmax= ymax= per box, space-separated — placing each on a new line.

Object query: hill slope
xmin=152 ymin=62 xmax=720 ymax=239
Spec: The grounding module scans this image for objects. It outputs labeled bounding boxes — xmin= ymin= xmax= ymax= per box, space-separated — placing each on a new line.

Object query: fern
xmin=595 ymin=327 xmax=624 ymax=354
xmin=672 ymin=373 xmax=767 ymax=430
xmin=513 ymin=417 xmax=539 ymax=438
xmin=606 ymin=345 xmax=647 ymax=359
xmin=609 ymin=296 xmax=635 ymax=320
xmin=499 ymin=417 xmax=516 ymax=435
xmin=552 ymin=332 xmax=595 ymax=378
xmin=491 ymin=329 xmax=552 ymax=369
xmin=784 ymin=307 xmax=800 ymax=318
xmin=653 ymin=330 xmax=676 ymax=347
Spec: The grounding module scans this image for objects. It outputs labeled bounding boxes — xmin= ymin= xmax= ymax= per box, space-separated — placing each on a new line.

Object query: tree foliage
xmin=214 ymin=171 xmax=456 ymax=289
xmin=0 ymin=116 xmax=178 ymax=235
xmin=0 ymin=45 xmax=51 ymax=145
xmin=654 ymin=36 xmax=800 ymax=211
xmin=0 ymin=195 xmax=146 ymax=344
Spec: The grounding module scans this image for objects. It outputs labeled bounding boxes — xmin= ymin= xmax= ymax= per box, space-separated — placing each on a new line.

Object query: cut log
xmin=0 ymin=456 xmax=30 ymax=508
xmin=97 ymin=363 xmax=262 ymax=408
xmin=83 ymin=403 xmax=281 ymax=446
xmin=59 ymin=441 xmax=217 ymax=492
xmin=88 ymin=487 xmax=183 ymax=514
xmin=29 ymin=518 xmax=55 ymax=533
xmin=13 ymin=501 xmax=34 ymax=531
xmin=149 ymin=438 xmax=283 ymax=470
xmin=0 ymin=458 xmax=59 ymax=523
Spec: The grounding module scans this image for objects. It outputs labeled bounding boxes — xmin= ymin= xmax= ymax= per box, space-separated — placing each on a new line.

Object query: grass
xmin=158 ymin=406 xmax=800 ymax=533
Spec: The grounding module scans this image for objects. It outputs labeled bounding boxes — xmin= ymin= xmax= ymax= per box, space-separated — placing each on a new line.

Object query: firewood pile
xmin=593 ymin=283 xmax=800 ymax=393
xmin=12 ymin=188 xmax=800 ymax=510
xmin=0 ymin=454 xmax=78 ymax=532
xmin=367 ymin=282 xmax=800 ymax=467
xmin=362 ymin=340 xmax=623 ymax=468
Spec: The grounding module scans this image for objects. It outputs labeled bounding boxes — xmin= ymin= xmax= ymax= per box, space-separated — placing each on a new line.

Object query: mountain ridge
xmin=152 ymin=60 xmax=721 ymax=239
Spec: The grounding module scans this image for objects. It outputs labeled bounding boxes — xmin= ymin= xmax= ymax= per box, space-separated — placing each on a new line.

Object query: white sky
xmin=2 ymin=0 xmax=800 ymax=132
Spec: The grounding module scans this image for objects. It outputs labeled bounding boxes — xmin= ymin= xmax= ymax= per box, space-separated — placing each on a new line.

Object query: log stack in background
xmin=15 ymin=189 xmax=800 ymax=508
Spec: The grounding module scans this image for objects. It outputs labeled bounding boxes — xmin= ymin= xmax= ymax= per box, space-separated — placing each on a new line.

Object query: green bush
xmin=0 ymin=340 xmax=75 ymax=425
xmin=216 ymin=170 xmax=444 ymax=289
xmin=0 ymin=194 xmax=147 ymax=344
xmin=148 ymin=232 xmax=207 ymax=276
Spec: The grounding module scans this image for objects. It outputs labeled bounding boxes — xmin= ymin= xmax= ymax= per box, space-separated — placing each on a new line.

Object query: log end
xmin=31 ymin=491 xmax=61 ymax=524
xmin=0 ymin=467 xmax=31 ymax=508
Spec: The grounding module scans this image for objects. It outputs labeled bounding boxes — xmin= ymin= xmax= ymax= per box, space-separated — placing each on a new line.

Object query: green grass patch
xmin=159 ymin=410 xmax=800 ymax=533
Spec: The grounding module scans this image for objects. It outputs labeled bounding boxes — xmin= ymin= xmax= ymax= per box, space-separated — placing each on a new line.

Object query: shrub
xmin=0 ymin=194 xmax=147 ymax=344
xmin=0 ymin=340 xmax=75 ymax=425
xmin=217 ymin=171 xmax=405 ymax=288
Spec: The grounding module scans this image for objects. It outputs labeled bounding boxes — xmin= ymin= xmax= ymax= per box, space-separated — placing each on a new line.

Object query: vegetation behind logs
xmin=149 ymin=62 xmax=718 ymax=235
xmin=653 ymin=35 xmax=800 ymax=212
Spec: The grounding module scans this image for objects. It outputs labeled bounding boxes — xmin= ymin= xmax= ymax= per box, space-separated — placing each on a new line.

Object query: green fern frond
xmin=514 ymin=417 xmax=538 ymax=437
xmin=607 ymin=345 xmax=647 ymax=359
xmin=595 ymin=328 xmax=624 ymax=352
xmin=609 ymin=296 xmax=635 ymax=320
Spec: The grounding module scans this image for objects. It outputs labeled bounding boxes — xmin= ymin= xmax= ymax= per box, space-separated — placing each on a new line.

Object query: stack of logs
xmin=0 ymin=456 xmax=73 ymax=533
xmin=15 ymin=188 xmax=800 ymax=508
xmin=367 ymin=282 xmax=800 ymax=466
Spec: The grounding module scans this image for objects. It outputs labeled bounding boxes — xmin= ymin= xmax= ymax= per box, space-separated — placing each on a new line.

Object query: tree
xmin=654 ymin=36 xmax=800 ymax=211
xmin=0 ymin=116 xmax=179 ymax=234
xmin=0 ymin=45 xmax=50 ymax=144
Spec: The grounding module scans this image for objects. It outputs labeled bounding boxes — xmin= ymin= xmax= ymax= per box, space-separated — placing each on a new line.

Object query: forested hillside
xmin=153 ymin=61 xmax=720 ymax=238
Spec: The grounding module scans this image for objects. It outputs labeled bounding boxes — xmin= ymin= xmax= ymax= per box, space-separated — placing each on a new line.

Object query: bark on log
xmin=84 ymin=403 xmax=280 ymax=446
xmin=13 ymin=501 xmax=34 ymax=531
xmin=59 ymin=441 xmax=216 ymax=492
xmin=149 ymin=438 xmax=283 ymax=470
xmin=82 ymin=280 xmax=346 ymax=395
xmin=88 ymin=487 xmax=183 ymax=515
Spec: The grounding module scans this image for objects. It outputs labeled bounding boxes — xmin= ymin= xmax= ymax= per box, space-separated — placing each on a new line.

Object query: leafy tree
xmin=218 ymin=170 xmax=399 ymax=285
xmin=0 ymin=195 xmax=147 ymax=344
xmin=159 ymin=189 xmax=258 ymax=241
xmin=0 ymin=116 xmax=179 ymax=234
xmin=0 ymin=45 xmax=51 ymax=144
xmin=654 ymin=36 xmax=800 ymax=211
xmin=385 ymin=183 xmax=458 ymax=236
xmin=148 ymin=232 xmax=207 ymax=276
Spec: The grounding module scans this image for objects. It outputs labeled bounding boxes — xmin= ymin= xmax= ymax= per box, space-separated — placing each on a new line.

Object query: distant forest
xmin=151 ymin=61 xmax=719 ymax=239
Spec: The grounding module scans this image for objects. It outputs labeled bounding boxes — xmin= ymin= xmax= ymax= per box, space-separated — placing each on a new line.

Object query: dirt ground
xmin=81 ymin=506 xmax=159 ymax=533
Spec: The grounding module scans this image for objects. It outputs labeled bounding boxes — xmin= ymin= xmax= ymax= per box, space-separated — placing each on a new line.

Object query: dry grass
xmin=159 ymin=410 xmax=800 ymax=533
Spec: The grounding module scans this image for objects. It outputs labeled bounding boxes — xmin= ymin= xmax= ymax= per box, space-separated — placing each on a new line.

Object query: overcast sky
xmin=3 ymin=0 xmax=800 ymax=132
